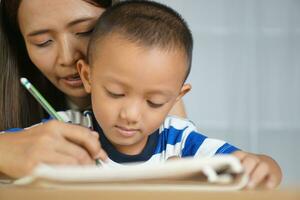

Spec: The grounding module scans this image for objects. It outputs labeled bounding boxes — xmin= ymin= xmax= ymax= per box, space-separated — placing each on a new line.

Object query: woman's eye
xmin=147 ymin=101 xmax=164 ymax=108
xmin=107 ymin=90 xmax=124 ymax=98
xmin=35 ymin=40 xmax=52 ymax=47
xmin=76 ymin=28 xmax=94 ymax=36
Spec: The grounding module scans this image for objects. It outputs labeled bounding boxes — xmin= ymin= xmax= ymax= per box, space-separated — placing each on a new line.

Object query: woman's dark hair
xmin=0 ymin=0 xmax=116 ymax=130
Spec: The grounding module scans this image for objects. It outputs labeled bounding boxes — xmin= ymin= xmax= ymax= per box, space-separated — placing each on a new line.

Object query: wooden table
xmin=0 ymin=186 xmax=299 ymax=200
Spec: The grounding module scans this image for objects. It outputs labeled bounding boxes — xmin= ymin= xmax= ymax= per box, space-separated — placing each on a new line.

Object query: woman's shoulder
xmin=57 ymin=109 xmax=92 ymax=128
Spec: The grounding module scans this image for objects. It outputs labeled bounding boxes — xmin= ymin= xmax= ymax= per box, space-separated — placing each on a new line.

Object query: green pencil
xmin=20 ymin=77 xmax=64 ymax=121
xmin=20 ymin=77 xmax=102 ymax=166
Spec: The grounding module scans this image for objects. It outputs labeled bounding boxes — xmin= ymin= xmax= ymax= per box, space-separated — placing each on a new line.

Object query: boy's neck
xmin=91 ymin=113 xmax=159 ymax=162
xmin=112 ymin=136 xmax=149 ymax=156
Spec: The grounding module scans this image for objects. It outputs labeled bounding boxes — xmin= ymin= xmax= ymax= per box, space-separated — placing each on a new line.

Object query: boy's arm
xmin=168 ymin=117 xmax=282 ymax=189
xmin=232 ymin=150 xmax=282 ymax=189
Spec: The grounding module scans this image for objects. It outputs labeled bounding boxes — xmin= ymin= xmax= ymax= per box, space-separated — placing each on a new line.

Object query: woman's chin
xmin=62 ymin=87 xmax=89 ymax=99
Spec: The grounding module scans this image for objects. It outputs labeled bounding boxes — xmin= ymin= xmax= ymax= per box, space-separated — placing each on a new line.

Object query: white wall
xmin=158 ymin=0 xmax=300 ymax=185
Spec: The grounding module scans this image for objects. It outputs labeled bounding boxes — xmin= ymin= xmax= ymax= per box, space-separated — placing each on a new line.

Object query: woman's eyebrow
xmin=27 ymin=29 xmax=50 ymax=37
xmin=27 ymin=17 xmax=96 ymax=37
xmin=66 ymin=17 xmax=96 ymax=27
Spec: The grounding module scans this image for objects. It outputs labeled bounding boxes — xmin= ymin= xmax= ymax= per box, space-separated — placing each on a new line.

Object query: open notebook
xmin=13 ymin=155 xmax=249 ymax=191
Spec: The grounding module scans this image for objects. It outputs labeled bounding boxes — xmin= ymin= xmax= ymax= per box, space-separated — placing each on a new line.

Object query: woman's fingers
xmin=45 ymin=120 xmax=108 ymax=161
xmin=54 ymin=138 xmax=95 ymax=165
xmin=0 ymin=120 xmax=109 ymax=178
xmin=95 ymin=148 xmax=109 ymax=161
xmin=40 ymin=152 xmax=80 ymax=165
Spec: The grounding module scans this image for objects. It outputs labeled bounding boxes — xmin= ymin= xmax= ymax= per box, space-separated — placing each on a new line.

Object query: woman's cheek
xmin=26 ymin=45 xmax=57 ymax=74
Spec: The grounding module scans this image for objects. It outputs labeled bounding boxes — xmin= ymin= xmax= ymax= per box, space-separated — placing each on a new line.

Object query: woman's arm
xmin=0 ymin=121 xmax=107 ymax=178
xmin=168 ymin=99 xmax=187 ymax=118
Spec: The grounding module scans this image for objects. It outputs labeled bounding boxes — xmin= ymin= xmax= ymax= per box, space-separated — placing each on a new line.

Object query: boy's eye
xmin=147 ymin=100 xmax=164 ymax=108
xmin=35 ymin=40 xmax=52 ymax=47
xmin=106 ymin=90 xmax=124 ymax=98
xmin=76 ymin=28 xmax=94 ymax=37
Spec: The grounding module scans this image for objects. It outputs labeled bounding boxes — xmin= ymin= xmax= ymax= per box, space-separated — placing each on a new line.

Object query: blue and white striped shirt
xmin=82 ymin=110 xmax=239 ymax=167
xmin=2 ymin=110 xmax=239 ymax=167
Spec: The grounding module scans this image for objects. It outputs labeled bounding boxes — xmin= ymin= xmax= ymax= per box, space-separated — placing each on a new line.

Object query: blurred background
xmin=157 ymin=0 xmax=300 ymax=186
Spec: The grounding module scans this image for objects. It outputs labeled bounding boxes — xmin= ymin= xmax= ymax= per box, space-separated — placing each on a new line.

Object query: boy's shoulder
xmin=160 ymin=115 xmax=198 ymax=132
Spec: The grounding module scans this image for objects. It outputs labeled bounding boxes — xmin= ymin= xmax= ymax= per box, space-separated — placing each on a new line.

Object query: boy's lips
xmin=61 ymin=73 xmax=83 ymax=87
xmin=115 ymin=125 xmax=140 ymax=137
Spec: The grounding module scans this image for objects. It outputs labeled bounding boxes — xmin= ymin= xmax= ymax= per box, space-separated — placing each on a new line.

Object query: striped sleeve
xmin=162 ymin=116 xmax=239 ymax=159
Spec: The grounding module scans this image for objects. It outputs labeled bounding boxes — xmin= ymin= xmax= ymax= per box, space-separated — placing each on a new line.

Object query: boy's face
xmin=78 ymin=34 xmax=191 ymax=155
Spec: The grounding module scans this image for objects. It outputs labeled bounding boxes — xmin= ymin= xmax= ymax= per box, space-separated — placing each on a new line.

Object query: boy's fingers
xmin=242 ymin=156 xmax=259 ymax=175
xmin=247 ymin=162 xmax=269 ymax=189
xmin=266 ymin=174 xmax=279 ymax=189
xmin=232 ymin=151 xmax=247 ymax=161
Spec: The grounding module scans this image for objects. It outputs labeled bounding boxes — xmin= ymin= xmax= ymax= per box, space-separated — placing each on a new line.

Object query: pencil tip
xmin=20 ymin=77 xmax=27 ymax=84
xmin=20 ymin=77 xmax=30 ymax=89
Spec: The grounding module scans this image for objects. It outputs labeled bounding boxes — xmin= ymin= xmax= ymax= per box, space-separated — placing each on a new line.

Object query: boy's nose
xmin=119 ymin=101 xmax=142 ymax=124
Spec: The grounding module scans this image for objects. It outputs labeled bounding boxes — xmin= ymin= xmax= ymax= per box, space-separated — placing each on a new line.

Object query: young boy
xmin=72 ymin=1 xmax=282 ymax=189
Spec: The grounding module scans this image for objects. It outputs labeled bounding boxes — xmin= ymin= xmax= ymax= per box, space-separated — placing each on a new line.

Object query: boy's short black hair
xmin=88 ymin=0 xmax=193 ymax=82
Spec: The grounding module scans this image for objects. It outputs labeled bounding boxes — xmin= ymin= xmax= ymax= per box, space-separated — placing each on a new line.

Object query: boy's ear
xmin=176 ymin=83 xmax=191 ymax=101
xmin=77 ymin=59 xmax=92 ymax=93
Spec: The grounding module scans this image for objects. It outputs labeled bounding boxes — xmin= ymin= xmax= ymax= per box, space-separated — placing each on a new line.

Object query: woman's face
xmin=18 ymin=0 xmax=105 ymax=104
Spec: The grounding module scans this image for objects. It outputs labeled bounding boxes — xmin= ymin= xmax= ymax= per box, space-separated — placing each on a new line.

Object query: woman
xmin=0 ymin=0 xmax=187 ymax=178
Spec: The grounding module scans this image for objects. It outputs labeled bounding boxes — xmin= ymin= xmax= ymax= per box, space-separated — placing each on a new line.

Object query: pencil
xmin=20 ymin=77 xmax=64 ymax=121
xmin=20 ymin=77 xmax=102 ymax=166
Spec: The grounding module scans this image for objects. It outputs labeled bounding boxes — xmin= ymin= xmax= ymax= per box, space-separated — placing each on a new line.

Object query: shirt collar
xmin=90 ymin=111 xmax=159 ymax=163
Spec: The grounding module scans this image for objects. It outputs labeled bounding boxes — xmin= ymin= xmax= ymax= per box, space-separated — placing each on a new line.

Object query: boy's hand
xmin=232 ymin=151 xmax=282 ymax=189
xmin=0 ymin=120 xmax=108 ymax=178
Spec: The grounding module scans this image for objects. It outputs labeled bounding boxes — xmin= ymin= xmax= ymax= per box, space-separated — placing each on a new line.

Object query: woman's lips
xmin=62 ymin=74 xmax=83 ymax=87
xmin=115 ymin=125 xmax=140 ymax=137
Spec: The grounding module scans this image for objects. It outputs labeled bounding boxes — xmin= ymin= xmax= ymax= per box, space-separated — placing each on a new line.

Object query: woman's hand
xmin=0 ymin=120 xmax=107 ymax=178
xmin=233 ymin=151 xmax=282 ymax=189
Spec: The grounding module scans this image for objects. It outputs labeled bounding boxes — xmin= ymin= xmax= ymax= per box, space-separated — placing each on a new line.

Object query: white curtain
xmin=158 ymin=0 xmax=300 ymax=185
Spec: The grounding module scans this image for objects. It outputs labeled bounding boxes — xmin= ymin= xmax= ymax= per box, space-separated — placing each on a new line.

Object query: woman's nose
xmin=57 ymin=35 xmax=81 ymax=67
